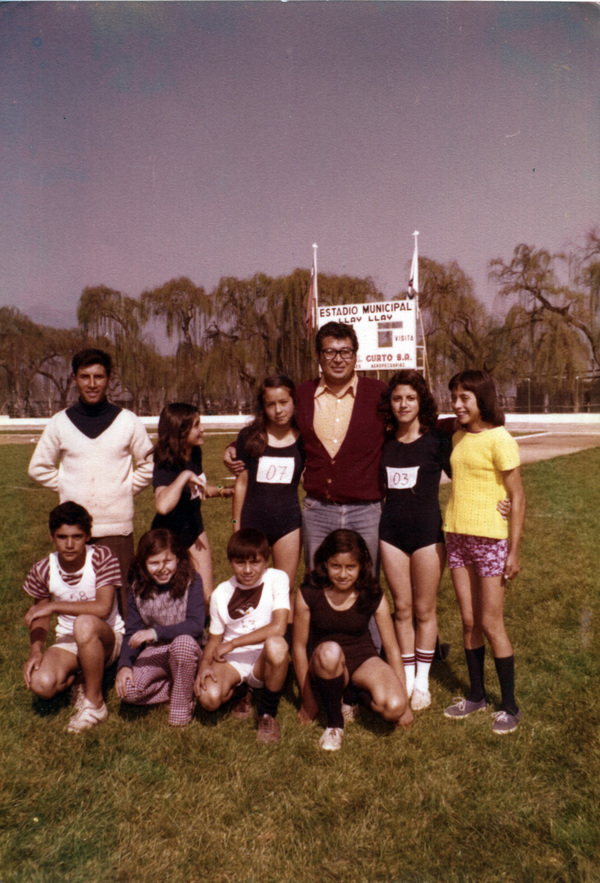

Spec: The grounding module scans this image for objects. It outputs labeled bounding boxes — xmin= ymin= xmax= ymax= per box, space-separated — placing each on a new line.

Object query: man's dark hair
xmin=315 ymin=321 xmax=358 ymax=354
xmin=71 ymin=349 xmax=112 ymax=377
xmin=49 ymin=501 xmax=93 ymax=536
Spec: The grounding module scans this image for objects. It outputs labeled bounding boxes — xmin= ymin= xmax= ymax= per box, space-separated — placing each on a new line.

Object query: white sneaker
xmin=319 ymin=727 xmax=344 ymax=751
xmin=411 ymin=687 xmax=431 ymax=711
xmin=67 ymin=697 xmax=108 ymax=733
xmin=341 ymin=702 xmax=359 ymax=723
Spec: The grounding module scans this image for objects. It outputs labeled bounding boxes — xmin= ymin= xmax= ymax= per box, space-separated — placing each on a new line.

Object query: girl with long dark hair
xmin=293 ymin=529 xmax=412 ymax=750
xmin=152 ymin=403 xmax=232 ymax=604
xmin=115 ymin=529 xmax=204 ymax=727
xmin=232 ymin=375 xmax=304 ymax=594
xmin=377 ymin=369 xmax=451 ymax=712
xmin=443 ymin=370 xmax=525 ymax=735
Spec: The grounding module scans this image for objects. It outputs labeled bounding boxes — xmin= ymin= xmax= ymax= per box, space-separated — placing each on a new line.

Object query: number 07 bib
xmin=256 ymin=456 xmax=295 ymax=484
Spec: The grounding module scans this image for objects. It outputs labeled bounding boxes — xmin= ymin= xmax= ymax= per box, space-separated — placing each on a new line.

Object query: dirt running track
xmin=510 ymin=426 xmax=600 ymax=466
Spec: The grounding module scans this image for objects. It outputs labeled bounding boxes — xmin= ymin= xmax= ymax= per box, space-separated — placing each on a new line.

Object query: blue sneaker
xmin=443 ymin=696 xmax=487 ymax=719
xmin=491 ymin=709 xmax=523 ymax=735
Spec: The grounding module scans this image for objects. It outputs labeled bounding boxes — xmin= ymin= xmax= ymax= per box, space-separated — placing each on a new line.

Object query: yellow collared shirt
xmin=313 ymin=374 xmax=358 ymax=458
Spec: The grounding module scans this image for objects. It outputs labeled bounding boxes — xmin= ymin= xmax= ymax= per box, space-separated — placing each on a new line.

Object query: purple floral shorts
xmin=445 ymin=533 xmax=508 ymax=577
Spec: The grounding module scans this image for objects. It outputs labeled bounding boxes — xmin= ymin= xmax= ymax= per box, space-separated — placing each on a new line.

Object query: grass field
xmin=1 ymin=438 xmax=599 ymax=883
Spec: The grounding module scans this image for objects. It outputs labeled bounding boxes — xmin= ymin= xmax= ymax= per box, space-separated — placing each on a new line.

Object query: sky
xmin=1 ymin=1 xmax=599 ymax=330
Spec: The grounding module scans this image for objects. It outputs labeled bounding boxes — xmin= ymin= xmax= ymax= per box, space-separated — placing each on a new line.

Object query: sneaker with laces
xmin=443 ymin=696 xmax=487 ymax=719
xmin=231 ymin=687 xmax=253 ymax=721
xmin=341 ymin=702 xmax=359 ymax=723
xmin=256 ymin=714 xmax=280 ymax=744
xmin=319 ymin=727 xmax=344 ymax=751
xmin=66 ymin=697 xmax=108 ymax=733
xmin=491 ymin=709 xmax=523 ymax=735
xmin=411 ymin=687 xmax=431 ymax=711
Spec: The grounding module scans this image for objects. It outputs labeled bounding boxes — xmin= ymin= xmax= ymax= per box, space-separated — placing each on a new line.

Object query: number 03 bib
xmin=386 ymin=465 xmax=419 ymax=490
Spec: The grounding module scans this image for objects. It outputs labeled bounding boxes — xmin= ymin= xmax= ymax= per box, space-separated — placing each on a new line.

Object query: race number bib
xmin=386 ymin=465 xmax=419 ymax=490
xmin=256 ymin=456 xmax=295 ymax=485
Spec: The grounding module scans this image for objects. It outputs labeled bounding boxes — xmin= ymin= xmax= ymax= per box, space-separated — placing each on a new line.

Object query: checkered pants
xmin=123 ymin=634 xmax=201 ymax=726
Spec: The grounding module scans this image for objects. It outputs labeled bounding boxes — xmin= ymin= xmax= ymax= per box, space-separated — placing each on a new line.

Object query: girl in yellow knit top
xmin=443 ymin=371 xmax=525 ymax=735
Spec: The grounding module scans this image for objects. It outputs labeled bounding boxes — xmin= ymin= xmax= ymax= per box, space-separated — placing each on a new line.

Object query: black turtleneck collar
xmin=66 ymin=398 xmax=122 ymax=439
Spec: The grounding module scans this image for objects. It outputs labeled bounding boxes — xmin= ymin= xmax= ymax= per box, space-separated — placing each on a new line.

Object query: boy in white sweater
xmin=28 ymin=349 xmax=153 ymax=614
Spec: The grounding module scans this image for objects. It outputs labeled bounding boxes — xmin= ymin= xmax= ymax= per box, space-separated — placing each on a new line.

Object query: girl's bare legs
xmin=352 ymin=656 xmax=412 ymax=725
xmin=450 ymin=564 xmax=487 ymax=706
xmin=479 ymin=575 xmax=512 ymax=657
xmin=382 ymin=540 xmax=442 ymax=702
xmin=452 ymin=566 xmax=512 ymax=654
xmin=189 ymin=531 xmax=213 ymax=607
xmin=411 ymin=543 xmax=445 ymax=652
xmin=380 ymin=541 xmax=414 ymax=655
xmin=271 ymin=528 xmax=301 ymax=622
xmin=450 ymin=564 xmax=483 ymax=649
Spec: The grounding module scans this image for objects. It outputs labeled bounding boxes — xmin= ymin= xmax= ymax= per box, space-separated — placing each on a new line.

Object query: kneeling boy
xmin=22 ymin=501 xmax=125 ymax=733
xmin=194 ymin=529 xmax=289 ymax=744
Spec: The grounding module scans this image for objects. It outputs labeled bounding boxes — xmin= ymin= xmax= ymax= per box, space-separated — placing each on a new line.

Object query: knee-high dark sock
xmin=257 ymin=686 xmax=283 ymax=718
xmin=465 ymin=645 xmax=486 ymax=703
xmin=342 ymin=681 xmax=361 ymax=706
xmin=314 ymin=674 xmax=345 ymax=729
xmin=494 ymin=655 xmax=518 ymax=715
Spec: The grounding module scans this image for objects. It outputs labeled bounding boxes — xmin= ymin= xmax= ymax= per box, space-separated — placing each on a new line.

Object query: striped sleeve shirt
xmin=22 ymin=544 xmax=122 ymax=601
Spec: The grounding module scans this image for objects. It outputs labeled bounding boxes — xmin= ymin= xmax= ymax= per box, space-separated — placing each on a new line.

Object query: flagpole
xmin=312 ymin=242 xmax=319 ymax=317
xmin=305 ymin=242 xmax=319 ymax=340
xmin=409 ymin=230 xmax=431 ymax=385
xmin=408 ymin=230 xmax=419 ymax=299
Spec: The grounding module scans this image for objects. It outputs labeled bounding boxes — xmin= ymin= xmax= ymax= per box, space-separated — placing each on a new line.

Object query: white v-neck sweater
xmin=29 ymin=409 xmax=153 ymax=536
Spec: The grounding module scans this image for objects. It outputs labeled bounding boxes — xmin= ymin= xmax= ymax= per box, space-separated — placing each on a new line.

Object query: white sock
xmin=402 ymin=655 xmax=416 ymax=697
xmin=414 ymin=647 xmax=435 ymax=692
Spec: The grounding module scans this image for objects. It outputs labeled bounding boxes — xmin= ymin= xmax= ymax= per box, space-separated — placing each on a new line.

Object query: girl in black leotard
xmin=153 ymin=403 xmax=233 ymax=606
xmin=378 ymin=371 xmax=451 ymax=713
xmin=293 ymin=529 xmax=412 ymax=751
xmin=232 ymin=375 xmax=305 ymax=603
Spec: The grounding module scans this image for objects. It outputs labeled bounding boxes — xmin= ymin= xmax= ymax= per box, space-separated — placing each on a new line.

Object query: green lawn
xmin=1 ymin=439 xmax=599 ymax=882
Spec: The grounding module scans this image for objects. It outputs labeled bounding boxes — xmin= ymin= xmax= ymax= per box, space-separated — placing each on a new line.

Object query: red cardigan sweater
xmin=295 ymin=376 xmax=387 ymax=504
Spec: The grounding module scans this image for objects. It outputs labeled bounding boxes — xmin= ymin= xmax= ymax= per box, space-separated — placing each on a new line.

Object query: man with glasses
xmin=295 ymin=321 xmax=387 ymax=573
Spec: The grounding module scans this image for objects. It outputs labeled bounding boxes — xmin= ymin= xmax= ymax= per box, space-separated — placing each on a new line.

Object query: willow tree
xmin=317 ymin=273 xmax=381 ymax=306
xmin=35 ymin=327 xmax=91 ymax=412
xmin=203 ymin=270 xmax=385 ymax=407
xmin=572 ymin=229 xmax=600 ymax=370
xmin=416 ymin=258 xmax=509 ymax=401
xmin=141 ymin=277 xmax=212 ymax=403
xmin=502 ymin=300 xmax=588 ymax=407
xmin=204 ymin=273 xmax=273 ymax=405
xmin=490 ymin=241 xmax=600 ymax=374
xmin=77 ymin=285 xmax=148 ymax=411
xmin=0 ymin=308 xmax=69 ymax=416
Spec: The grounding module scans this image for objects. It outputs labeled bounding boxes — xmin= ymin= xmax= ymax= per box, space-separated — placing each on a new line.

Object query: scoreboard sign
xmin=316 ymin=300 xmax=417 ymax=371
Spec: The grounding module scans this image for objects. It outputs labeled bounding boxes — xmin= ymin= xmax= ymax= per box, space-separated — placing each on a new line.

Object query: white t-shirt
xmin=209 ymin=568 xmax=290 ymax=651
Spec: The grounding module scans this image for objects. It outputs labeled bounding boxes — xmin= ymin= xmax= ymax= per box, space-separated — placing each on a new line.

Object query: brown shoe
xmin=231 ymin=687 xmax=253 ymax=721
xmin=256 ymin=714 xmax=280 ymax=745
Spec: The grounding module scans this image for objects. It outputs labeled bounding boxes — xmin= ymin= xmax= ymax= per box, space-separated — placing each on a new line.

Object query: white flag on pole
xmin=407 ymin=230 xmax=419 ymax=300
xmin=305 ymin=243 xmax=318 ymax=338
